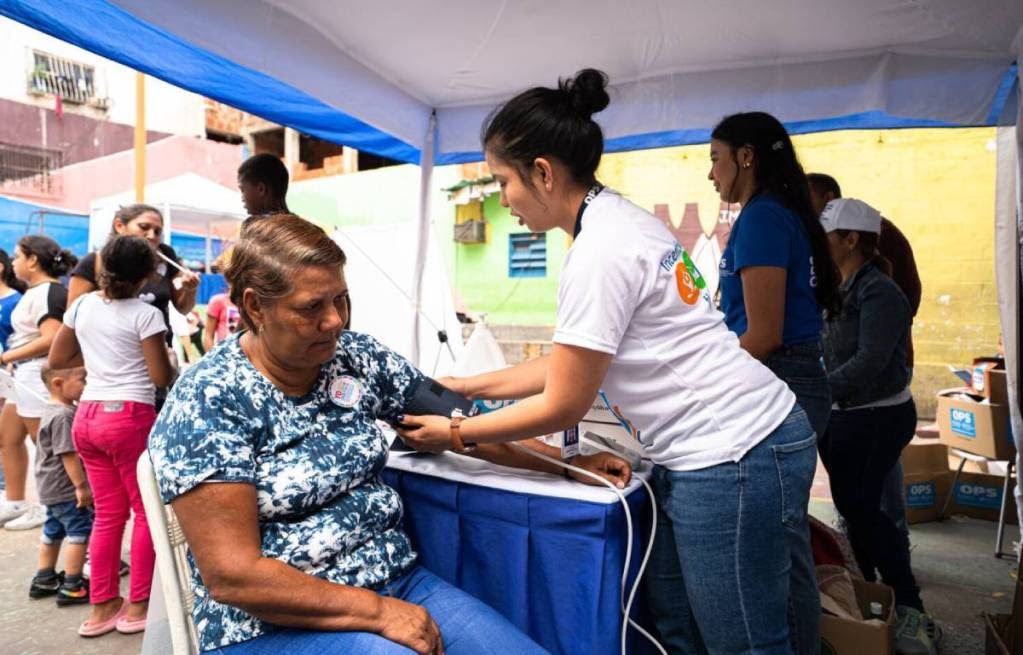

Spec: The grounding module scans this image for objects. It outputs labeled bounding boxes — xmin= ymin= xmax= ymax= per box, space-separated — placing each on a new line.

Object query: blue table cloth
xmin=383 ymin=452 xmax=656 ymax=655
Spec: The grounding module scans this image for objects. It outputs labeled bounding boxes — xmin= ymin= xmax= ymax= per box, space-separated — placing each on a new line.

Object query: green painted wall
xmin=448 ymin=193 xmax=564 ymax=325
xmin=287 ymin=165 xmax=562 ymax=327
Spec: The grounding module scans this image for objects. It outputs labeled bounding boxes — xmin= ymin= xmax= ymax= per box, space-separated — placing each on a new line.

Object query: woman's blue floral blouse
xmin=148 ymin=331 xmax=421 ymax=651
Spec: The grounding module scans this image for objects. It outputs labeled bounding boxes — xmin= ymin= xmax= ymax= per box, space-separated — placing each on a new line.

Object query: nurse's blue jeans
xmin=206 ymin=566 xmax=548 ymax=655
xmin=645 ymin=407 xmax=818 ymax=655
xmin=763 ymin=341 xmax=829 ymax=655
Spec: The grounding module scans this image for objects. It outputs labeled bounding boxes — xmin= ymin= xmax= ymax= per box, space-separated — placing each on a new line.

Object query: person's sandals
xmin=78 ymin=600 xmax=127 ymax=638
xmin=116 ymin=614 xmax=147 ymax=634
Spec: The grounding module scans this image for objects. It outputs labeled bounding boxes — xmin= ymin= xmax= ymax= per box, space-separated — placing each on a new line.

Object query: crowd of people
xmin=0 ymin=68 xmax=937 ymax=655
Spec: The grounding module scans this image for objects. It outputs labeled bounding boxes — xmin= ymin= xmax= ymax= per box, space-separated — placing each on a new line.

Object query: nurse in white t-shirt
xmin=396 ymin=69 xmax=819 ymax=654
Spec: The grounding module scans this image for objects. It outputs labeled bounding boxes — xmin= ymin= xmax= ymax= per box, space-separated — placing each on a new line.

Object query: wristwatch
xmin=449 ymin=409 xmax=476 ymax=453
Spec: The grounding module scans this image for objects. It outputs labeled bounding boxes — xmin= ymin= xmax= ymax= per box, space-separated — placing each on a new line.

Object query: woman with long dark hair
xmin=709 ymin=112 xmax=841 ymax=439
xmin=0 ymin=236 xmax=76 ymax=530
xmin=397 ymin=70 xmax=818 ymax=655
xmin=708 ymin=114 xmax=838 ymax=655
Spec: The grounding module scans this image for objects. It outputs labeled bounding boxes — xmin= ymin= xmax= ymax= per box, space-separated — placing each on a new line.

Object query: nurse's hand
xmin=568 ymin=453 xmax=632 ymax=489
xmin=436 ymin=376 xmax=471 ymax=399
xmin=394 ymin=414 xmax=453 ymax=453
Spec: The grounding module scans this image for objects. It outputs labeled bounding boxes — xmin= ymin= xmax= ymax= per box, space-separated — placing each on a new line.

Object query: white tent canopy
xmin=89 ymin=173 xmax=245 ymax=268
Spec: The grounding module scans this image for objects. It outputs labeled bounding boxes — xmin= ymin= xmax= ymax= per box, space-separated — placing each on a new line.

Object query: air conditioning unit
xmin=454 ymin=220 xmax=486 ymax=244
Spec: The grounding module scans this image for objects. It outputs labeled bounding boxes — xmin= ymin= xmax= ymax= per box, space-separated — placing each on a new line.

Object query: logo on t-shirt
xmin=661 ymin=242 xmax=707 ymax=305
xmin=329 ymin=375 xmax=363 ymax=408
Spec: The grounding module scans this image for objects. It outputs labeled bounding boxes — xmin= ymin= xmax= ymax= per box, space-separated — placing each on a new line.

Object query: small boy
xmin=29 ymin=364 xmax=92 ymax=606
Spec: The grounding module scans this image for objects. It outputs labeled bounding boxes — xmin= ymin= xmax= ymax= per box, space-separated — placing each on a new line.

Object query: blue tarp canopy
xmin=0 ymin=195 xmax=90 ymax=256
xmin=1 ymin=0 xmax=1020 ymax=165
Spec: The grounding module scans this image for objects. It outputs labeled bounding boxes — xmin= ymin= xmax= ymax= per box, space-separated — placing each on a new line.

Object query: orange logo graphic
xmin=675 ymin=263 xmax=701 ymax=304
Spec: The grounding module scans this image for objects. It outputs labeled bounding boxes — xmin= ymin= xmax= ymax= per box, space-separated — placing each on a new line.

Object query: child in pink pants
xmin=49 ymin=235 xmax=174 ymax=638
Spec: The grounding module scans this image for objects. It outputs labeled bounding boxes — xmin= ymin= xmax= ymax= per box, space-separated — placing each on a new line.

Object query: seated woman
xmin=149 ymin=214 xmax=622 ymax=655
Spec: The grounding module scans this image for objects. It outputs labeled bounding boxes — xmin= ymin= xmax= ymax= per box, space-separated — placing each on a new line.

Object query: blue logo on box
xmin=906 ymin=482 xmax=936 ymax=508
xmin=949 ymin=408 xmax=976 ymax=438
xmin=955 ymin=482 xmax=1001 ymax=510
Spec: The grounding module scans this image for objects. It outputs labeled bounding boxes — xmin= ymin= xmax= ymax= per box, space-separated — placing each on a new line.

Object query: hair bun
xmin=562 ymin=68 xmax=609 ymax=118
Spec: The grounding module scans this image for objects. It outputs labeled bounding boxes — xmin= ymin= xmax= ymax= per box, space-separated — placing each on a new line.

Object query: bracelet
xmin=449 ymin=413 xmax=467 ymax=452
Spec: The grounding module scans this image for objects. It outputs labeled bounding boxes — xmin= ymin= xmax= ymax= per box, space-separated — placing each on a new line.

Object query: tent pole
xmin=134 ymin=72 xmax=145 ymax=202
xmin=205 ymin=219 xmax=212 ymax=273
xmin=410 ymin=111 xmax=437 ymax=367
xmin=1013 ymin=56 xmax=1023 ymax=528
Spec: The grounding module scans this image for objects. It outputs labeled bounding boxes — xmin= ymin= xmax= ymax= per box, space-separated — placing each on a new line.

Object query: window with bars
xmin=0 ymin=143 xmax=63 ymax=196
xmin=28 ymin=51 xmax=96 ymax=104
xmin=508 ymin=233 xmax=547 ymax=278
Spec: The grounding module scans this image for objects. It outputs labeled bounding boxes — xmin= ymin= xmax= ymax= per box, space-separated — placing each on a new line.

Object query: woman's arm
xmin=172 ymin=482 xmax=443 ymax=655
xmin=4 ymin=317 xmax=63 ymax=365
xmin=737 ymin=266 xmax=787 ymax=361
xmin=47 ymin=324 xmax=84 ymax=369
xmin=472 ymin=438 xmax=631 ymax=488
xmin=397 ymin=343 xmax=611 ymax=450
xmin=171 ymin=271 xmax=200 ymax=314
xmin=141 ymin=333 xmax=175 ymax=388
xmin=440 ymin=354 xmax=550 ymax=400
xmin=66 ymin=275 xmax=96 ymax=309
xmin=202 ymin=313 xmax=218 ymax=352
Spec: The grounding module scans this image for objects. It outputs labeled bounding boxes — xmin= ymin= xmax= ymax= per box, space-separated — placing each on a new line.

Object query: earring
xmin=742 ymin=162 xmax=751 ymax=169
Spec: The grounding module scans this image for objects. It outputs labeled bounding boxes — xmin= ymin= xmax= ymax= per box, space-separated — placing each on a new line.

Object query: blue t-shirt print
xmin=718 ymin=193 xmax=823 ymax=346
xmin=0 ymin=290 xmax=22 ymax=350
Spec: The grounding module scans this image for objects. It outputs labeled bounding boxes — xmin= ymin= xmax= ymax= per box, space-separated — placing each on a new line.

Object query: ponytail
xmin=17 ymin=235 xmax=77 ymax=278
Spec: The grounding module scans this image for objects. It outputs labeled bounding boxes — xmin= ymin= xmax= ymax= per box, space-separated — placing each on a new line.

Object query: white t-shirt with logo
xmin=8 ymin=281 xmax=68 ymax=352
xmin=65 ymin=292 xmax=167 ymax=406
xmin=554 ymin=189 xmax=796 ymax=471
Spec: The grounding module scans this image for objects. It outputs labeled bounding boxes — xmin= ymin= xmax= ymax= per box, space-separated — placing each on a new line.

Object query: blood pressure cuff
xmin=403 ymin=377 xmax=480 ymax=419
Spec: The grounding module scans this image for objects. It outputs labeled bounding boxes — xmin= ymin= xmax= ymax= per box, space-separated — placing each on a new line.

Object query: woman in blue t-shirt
xmin=0 ymin=248 xmax=26 ymax=351
xmin=708 ymin=112 xmax=841 ymax=440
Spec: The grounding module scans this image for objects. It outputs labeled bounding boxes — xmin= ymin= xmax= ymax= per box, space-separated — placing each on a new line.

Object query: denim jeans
xmin=765 ymin=341 xmax=831 ymax=440
xmin=765 ymin=342 xmax=830 ymax=655
xmin=820 ymin=401 xmax=922 ymax=610
xmin=645 ymin=406 xmax=819 ymax=654
xmin=207 ymin=566 xmax=548 ymax=655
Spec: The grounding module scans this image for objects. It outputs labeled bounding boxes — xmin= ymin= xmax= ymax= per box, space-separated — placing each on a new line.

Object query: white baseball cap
xmin=819 ymin=198 xmax=882 ymax=234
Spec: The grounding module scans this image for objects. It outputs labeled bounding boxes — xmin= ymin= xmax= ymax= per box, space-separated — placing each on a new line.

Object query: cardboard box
xmin=905 ymin=471 xmax=954 ymax=524
xmin=936 ymin=390 xmax=1014 ymax=461
xmin=902 ymin=439 xmax=948 ymax=474
xmin=984 ymin=612 xmax=1012 ymax=655
xmin=948 ymin=471 xmax=1018 ymax=525
xmin=820 ymin=579 xmax=895 ymax=655
xmin=975 ymin=368 xmax=1009 ymax=405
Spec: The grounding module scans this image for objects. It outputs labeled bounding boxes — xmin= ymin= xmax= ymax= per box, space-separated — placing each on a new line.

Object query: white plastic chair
xmin=138 ymin=450 xmax=200 ymax=655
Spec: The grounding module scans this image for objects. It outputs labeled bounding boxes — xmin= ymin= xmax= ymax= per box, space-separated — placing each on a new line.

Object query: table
xmin=383 ymin=450 xmax=656 ymax=655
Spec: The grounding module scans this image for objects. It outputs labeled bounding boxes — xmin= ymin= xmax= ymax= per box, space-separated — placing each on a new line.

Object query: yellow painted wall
xmin=597 ymin=128 xmax=1000 ymax=417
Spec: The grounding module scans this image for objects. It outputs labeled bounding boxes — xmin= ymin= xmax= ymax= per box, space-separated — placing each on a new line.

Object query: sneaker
xmin=83 ymin=558 xmax=129 ymax=578
xmin=0 ymin=501 xmax=27 ymax=526
xmin=895 ymin=606 xmax=937 ymax=655
xmin=5 ymin=504 xmax=45 ymax=530
xmin=922 ymin=613 xmax=942 ymax=648
xmin=56 ymin=577 xmax=90 ymax=607
xmin=29 ymin=570 xmax=65 ymax=599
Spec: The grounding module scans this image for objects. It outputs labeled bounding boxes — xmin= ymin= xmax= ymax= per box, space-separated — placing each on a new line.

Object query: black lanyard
xmin=573 ymin=183 xmax=605 ymax=239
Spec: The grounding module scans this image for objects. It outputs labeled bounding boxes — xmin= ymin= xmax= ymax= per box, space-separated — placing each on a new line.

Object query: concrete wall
xmin=0 ymin=17 xmax=205 ymax=137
